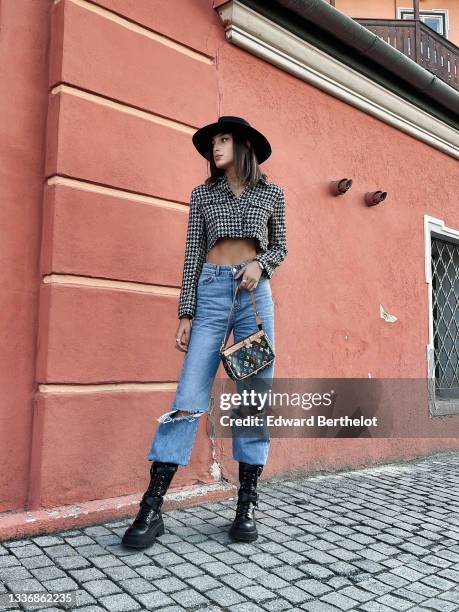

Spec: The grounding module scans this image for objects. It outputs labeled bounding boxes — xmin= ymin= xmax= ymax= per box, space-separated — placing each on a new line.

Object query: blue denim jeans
xmin=147 ymin=259 xmax=275 ymax=466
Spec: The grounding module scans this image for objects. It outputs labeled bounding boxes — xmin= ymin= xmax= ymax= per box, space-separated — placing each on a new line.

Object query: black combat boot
xmin=229 ymin=462 xmax=264 ymax=542
xmin=122 ymin=461 xmax=179 ymax=549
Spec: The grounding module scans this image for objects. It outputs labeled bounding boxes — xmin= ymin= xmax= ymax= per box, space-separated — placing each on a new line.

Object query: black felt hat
xmin=192 ymin=116 xmax=272 ymax=164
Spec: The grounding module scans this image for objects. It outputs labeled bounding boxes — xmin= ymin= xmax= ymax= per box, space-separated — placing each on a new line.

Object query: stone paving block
xmin=205 ymin=585 xmax=247 ymax=606
xmin=218 ymin=572 xmax=255 ymax=589
xmin=299 ymin=601 xmax=341 ymax=611
xmin=232 ymin=561 xmax=271 ymax=579
xmin=169 ymin=588 xmax=211 ymax=607
xmin=63 ymin=535 xmax=96 ymax=547
xmin=42 ymin=545 xmax=78 ymax=559
xmin=74 ymin=544 xmax=110 ymax=558
xmin=194 ymin=540 xmax=227 ymax=554
xmin=213 ymin=550 xmax=247 ymax=565
xmin=375 ymin=571 xmax=409 ymax=589
xmin=200 ymin=560 xmax=238 ymax=577
xmin=55 ymin=555 xmax=92 ymax=570
xmin=275 ymin=585 xmax=313 ymax=604
xmin=255 ymin=573 xmax=290 ymax=590
xmin=84 ymin=526 xmax=113 ymax=537
xmin=420 ymin=574 xmax=456 ymax=590
xmin=0 ymin=556 xmax=21 ymax=568
xmin=338 ymin=585 xmax=375 ymax=602
xmin=320 ymin=590 xmax=360 ymax=610
xmin=391 ymin=586 xmax=426 ymax=604
xmin=240 ymin=584 xmax=276 ymax=601
xmin=296 ymin=578 xmax=332 ymax=596
xmin=101 ymin=564 xmax=139 ymax=581
xmin=30 ymin=536 xmax=65 ymax=547
xmin=89 ymin=555 xmax=124 ymax=569
xmin=152 ymin=576 xmax=189 ymax=593
xmin=271 ymin=565 xmax=304 ymax=581
xmin=163 ymin=541 xmax=200 ymax=555
xmin=30 ymin=565 xmax=67 ymax=581
xmin=231 ymin=602 xmax=266 ymax=612
xmin=22 ymin=556 xmax=55 ymax=570
xmin=359 ymin=599 xmax=402 ymax=611
xmin=166 ymin=562 xmax=204 ymax=579
xmin=421 ymin=597 xmax=458 ymax=611
xmin=4 ymin=539 xmax=34 ymax=547
xmin=328 ymin=561 xmax=361 ymax=577
xmin=136 ymin=590 xmax=176 ymax=609
xmin=68 ymin=608 xmax=105 ymax=612
xmin=354 ymin=577 xmax=394 ymax=595
xmin=94 ymin=533 xmax=120 ymax=547
xmin=3 ymin=578 xmax=44 ymax=592
xmin=327 ymin=577 xmax=353 ymax=590
xmin=135 ymin=564 xmax=171 ymax=580
xmin=374 ymin=593 xmax=414 ymax=610
xmin=98 ymin=592 xmax=141 ymax=611
xmin=438 ymin=567 xmax=459 ymax=583
xmin=184 ymin=573 xmax=222 ymax=591
xmin=68 ymin=566 xmax=107 ymax=582
xmin=119 ymin=552 xmax=152 ymax=568
xmin=41 ymin=576 xmax=80 ymax=592
xmin=261 ymin=598 xmax=293 ymax=611
xmin=9 ymin=544 xmax=43 ymax=559
xmin=83 ymin=578 xmax=123 ymax=597
xmin=118 ymin=577 xmax=157 ymax=595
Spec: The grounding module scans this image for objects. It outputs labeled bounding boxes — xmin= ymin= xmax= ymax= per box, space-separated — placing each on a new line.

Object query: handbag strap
xmin=220 ymin=284 xmax=264 ymax=352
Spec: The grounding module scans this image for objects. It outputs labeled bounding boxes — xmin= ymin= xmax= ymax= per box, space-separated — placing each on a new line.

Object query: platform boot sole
xmin=228 ymin=524 xmax=259 ymax=542
xmin=121 ymin=518 xmax=165 ymax=549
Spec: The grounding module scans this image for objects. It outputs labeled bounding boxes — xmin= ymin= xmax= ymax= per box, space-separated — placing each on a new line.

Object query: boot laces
xmin=134 ymin=464 xmax=176 ymax=526
xmin=236 ymin=464 xmax=263 ymax=518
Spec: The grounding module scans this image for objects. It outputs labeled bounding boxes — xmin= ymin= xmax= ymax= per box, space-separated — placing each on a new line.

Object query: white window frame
xmin=424 ymin=215 xmax=459 ymax=417
xmin=397 ymin=7 xmax=449 ymax=39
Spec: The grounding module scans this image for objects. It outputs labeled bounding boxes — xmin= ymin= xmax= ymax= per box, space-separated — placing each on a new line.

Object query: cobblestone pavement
xmin=1 ymin=451 xmax=459 ymax=612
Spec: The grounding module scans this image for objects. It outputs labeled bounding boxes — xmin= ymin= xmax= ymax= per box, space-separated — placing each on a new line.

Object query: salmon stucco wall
xmin=0 ymin=0 xmax=458 ymax=520
xmin=0 ymin=0 xmax=53 ymax=513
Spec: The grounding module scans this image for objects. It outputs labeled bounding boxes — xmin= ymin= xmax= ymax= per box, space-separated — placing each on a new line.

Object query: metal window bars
xmin=431 ymin=237 xmax=459 ymax=399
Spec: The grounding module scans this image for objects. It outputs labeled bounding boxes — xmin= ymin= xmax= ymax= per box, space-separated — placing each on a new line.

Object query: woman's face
xmin=211 ymin=132 xmax=234 ymax=169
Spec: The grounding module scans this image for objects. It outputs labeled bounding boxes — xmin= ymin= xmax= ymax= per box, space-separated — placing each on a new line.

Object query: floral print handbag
xmin=219 ymin=284 xmax=275 ymax=380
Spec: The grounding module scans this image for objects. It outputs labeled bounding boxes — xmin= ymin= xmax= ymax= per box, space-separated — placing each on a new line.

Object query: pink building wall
xmin=0 ymin=0 xmax=458 ymax=536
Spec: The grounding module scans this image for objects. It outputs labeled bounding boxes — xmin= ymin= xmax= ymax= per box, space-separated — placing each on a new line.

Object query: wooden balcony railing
xmin=354 ymin=18 xmax=458 ymax=91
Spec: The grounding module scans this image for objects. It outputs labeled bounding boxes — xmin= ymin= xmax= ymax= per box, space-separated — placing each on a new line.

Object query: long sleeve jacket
xmin=178 ymin=174 xmax=288 ymax=319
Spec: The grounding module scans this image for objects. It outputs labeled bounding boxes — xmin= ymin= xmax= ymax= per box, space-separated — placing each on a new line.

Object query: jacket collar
xmin=209 ymin=174 xmax=268 ymax=193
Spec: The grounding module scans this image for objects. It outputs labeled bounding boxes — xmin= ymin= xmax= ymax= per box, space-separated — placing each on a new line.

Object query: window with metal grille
xmin=431 ymin=237 xmax=459 ymax=400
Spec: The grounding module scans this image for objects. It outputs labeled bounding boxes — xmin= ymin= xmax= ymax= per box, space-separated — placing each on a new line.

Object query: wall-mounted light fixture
xmin=330 ymin=178 xmax=352 ymax=196
xmin=365 ymin=191 xmax=387 ymax=206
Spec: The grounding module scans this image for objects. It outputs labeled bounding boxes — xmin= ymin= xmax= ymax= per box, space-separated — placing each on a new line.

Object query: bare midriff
xmin=206 ymin=237 xmax=259 ymax=265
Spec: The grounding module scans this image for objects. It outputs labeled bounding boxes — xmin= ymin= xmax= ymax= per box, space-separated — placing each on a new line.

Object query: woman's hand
xmin=233 ymin=261 xmax=262 ymax=291
xmin=175 ymin=317 xmax=192 ymax=352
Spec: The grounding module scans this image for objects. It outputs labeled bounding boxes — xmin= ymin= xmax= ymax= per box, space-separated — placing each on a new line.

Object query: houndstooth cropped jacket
xmin=178 ymin=174 xmax=287 ymax=320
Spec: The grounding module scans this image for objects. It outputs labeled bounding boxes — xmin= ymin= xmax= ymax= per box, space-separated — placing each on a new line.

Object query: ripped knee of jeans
xmin=157 ymin=409 xmax=205 ymax=424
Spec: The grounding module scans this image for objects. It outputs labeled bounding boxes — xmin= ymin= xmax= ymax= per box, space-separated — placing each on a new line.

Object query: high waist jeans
xmin=147 ymin=259 xmax=275 ymax=466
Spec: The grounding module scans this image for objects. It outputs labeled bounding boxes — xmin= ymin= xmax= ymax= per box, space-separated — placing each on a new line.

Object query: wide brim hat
xmin=192 ymin=116 xmax=272 ymax=164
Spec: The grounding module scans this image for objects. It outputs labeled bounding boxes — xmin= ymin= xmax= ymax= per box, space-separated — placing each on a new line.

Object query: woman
xmin=122 ymin=116 xmax=288 ymax=549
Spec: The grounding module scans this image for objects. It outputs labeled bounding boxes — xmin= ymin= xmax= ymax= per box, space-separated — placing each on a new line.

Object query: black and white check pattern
xmin=178 ymin=174 xmax=288 ymax=319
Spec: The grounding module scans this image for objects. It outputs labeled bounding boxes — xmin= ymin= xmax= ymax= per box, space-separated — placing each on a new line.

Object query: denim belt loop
xmin=216 ymin=264 xmax=221 ymax=276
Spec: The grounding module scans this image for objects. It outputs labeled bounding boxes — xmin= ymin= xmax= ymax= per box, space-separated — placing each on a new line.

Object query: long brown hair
xmin=204 ymin=130 xmax=268 ymax=188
